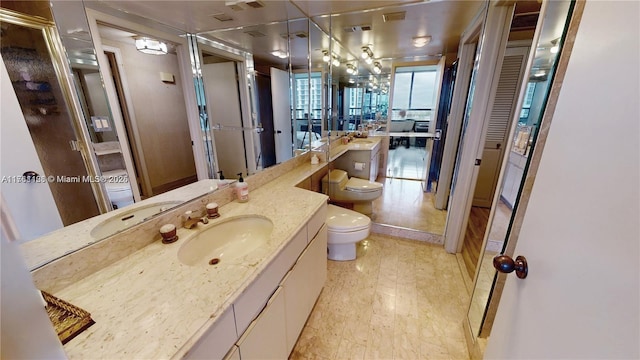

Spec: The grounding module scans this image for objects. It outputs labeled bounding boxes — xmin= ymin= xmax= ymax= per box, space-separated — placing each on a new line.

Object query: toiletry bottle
xmin=311 ymin=153 xmax=319 ymax=165
xmin=235 ymin=173 xmax=249 ymax=202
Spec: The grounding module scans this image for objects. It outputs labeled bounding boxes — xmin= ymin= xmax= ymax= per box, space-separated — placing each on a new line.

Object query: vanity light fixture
xmin=322 ymin=50 xmax=331 ymax=62
xmin=271 ymin=50 xmax=288 ymax=59
xmin=373 ymin=62 xmax=382 ymax=74
xmin=135 ymin=37 xmax=168 ymax=55
xmin=412 ymin=36 xmax=431 ymax=48
xmin=361 ymin=46 xmax=374 ymax=60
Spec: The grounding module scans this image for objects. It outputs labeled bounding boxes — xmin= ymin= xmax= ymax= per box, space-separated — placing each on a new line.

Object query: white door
xmin=0 ymin=59 xmax=62 ymax=241
xmin=485 ymin=2 xmax=639 ymax=358
xmin=271 ymin=67 xmax=293 ymax=163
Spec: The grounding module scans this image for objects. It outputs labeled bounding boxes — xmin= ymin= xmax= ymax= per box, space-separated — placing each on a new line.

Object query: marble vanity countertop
xmin=56 ymin=179 xmax=328 ymax=359
xmin=21 ymin=179 xmax=227 ymax=270
xmin=328 ymin=136 xmax=383 ymax=162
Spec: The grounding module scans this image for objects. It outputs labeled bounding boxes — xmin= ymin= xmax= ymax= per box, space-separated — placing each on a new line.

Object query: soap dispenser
xmin=235 ymin=173 xmax=249 ymax=202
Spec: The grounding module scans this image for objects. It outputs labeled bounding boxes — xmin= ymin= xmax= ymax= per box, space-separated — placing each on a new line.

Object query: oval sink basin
xmin=351 ymin=139 xmax=373 ymax=144
xmin=90 ymin=201 xmax=182 ymax=239
xmin=178 ymin=215 xmax=273 ymax=266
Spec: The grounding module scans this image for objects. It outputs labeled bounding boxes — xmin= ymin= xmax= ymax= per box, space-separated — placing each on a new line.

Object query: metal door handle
xmin=22 ymin=171 xmax=40 ymax=182
xmin=493 ymin=255 xmax=528 ymax=279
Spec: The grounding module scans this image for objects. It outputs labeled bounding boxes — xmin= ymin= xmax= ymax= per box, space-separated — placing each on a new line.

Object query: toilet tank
xmin=321 ymin=169 xmax=348 ymax=194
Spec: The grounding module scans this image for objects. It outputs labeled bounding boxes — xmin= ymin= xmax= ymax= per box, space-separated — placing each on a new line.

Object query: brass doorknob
xmin=493 ymin=255 xmax=528 ymax=279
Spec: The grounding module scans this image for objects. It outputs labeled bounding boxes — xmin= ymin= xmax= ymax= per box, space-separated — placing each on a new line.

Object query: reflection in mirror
xmin=288 ymin=18 xmax=312 ymax=154
xmin=3 ymin=2 xmax=226 ymax=271
xmin=1 ymin=3 xmax=104 ymax=239
xmin=467 ymin=0 xmax=574 ymax=347
xmin=197 ymin=17 xmax=311 ymax=171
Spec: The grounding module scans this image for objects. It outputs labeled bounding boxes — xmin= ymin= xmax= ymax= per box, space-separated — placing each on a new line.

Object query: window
xmin=519 ymin=82 xmax=536 ymax=120
xmin=392 ymin=69 xmax=438 ymax=110
xmin=293 ymin=72 xmax=322 ymax=119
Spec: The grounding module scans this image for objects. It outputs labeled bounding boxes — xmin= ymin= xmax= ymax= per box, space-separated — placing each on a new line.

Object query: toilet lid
xmin=345 ymin=177 xmax=383 ymax=193
xmin=326 ymin=204 xmax=371 ymax=232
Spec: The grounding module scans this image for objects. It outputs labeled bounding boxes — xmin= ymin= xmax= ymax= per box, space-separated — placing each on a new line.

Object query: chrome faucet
xmin=183 ymin=210 xmax=209 ymax=229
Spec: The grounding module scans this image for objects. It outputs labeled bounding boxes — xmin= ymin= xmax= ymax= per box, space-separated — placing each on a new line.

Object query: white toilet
xmin=102 ymin=169 xmax=134 ymax=209
xmin=326 ymin=204 xmax=371 ymax=261
xmin=321 ymin=169 xmax=383 ymax=215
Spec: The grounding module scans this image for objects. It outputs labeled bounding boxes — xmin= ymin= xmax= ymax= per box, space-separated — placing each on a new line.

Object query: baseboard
xmin=371 ymin=223 xmax=443 ymax=244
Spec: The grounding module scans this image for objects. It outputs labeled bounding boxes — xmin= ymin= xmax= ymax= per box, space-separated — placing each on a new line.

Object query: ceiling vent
xmin=511 ymin=12 xmax=539 ymax=30
xmin=244 ymin=0 xmax=265 ymax=9
xmin=211 ymin=13 xmax=234 ymax=22
xmin=244 ymin=30 xmax=266 ymax=37
xmin=344 ymin=24 xmax=372 ymax=33
xmin=382 ymin=11 xmax=406 ymax=22
xmin=280 ymin=31 xmax=308 ymax=39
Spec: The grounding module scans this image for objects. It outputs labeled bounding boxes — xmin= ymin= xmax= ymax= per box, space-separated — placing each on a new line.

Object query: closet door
xmin=473 ymin=46 xmax=529 ymax=207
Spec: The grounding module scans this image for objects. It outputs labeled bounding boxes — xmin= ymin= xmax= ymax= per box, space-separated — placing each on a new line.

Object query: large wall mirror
xmin=466 ymin=0 xmax=574 ymax=346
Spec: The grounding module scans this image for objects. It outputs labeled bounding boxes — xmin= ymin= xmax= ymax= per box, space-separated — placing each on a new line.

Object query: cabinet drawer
xmin=233 ymin=226 xmax=307 ymax=336
xmin=237 ymin=286 xmax=287 ymax=360
xmin=283 ymin=225 xmax=328 ymax=353
xmin=184 ymin=307 xmax=237 ymax=360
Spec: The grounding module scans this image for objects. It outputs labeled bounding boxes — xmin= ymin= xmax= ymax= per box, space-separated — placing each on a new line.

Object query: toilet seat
xmin=326 ymin=204 xmax=371 ymax=233
xmin=345 ymin=177 xmax=383 ymax=193
xmin=101 ymin=169 xmax=134 ymax=208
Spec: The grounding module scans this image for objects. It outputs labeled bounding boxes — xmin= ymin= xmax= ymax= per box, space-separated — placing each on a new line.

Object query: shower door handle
xmin=493 ymin=255 xmax=528 ymax=279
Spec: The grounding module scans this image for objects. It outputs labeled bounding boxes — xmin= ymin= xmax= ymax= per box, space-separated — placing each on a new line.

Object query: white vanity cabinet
xmin=187 ymin=204 xmax=327 ymax=360
xmin=185 ymin=307 xmax=237 ymax=360
xmin=237 ymin=286 xmax=288 ymax=359
xmin=283 ymin=225 xmax=327 ymax=353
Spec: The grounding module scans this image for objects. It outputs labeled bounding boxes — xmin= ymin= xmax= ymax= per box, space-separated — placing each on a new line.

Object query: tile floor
xmin=290 ymin=233 xmax=470 ymax=360
xmin=386 ymin=146 xmax=427 ymax=180
xmin=371 ymin=177 xmax=447 ymax=235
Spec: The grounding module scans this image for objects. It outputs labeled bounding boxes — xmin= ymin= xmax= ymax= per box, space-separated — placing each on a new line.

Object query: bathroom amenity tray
xmin=42 ymin=290 xmax=95 ymax=344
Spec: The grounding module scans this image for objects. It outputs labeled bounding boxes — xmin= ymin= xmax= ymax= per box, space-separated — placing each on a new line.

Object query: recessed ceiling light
xmin=270 ymin=50 xmax=288 ymax=59
xmin=412 ymin=36 xmax=431 ymax=48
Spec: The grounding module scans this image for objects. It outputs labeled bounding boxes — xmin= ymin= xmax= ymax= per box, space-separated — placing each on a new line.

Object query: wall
xmin=102 ymin=38 xmax=196 ymax=194
xmin=1 ymin=209 xmax=66 ymax=359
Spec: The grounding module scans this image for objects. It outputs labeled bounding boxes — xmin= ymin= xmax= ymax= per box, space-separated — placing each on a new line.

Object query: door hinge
xmin=69 ymin=140 xmax=81 ymax=152
xmin=475 ymin=158 xmax=482 ymax=166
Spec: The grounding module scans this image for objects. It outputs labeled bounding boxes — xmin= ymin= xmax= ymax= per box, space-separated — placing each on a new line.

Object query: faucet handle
xmin=160 ymin=224 xmax=178 ymax=244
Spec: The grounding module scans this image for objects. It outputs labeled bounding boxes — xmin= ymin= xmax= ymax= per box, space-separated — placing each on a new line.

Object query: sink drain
xmin=209 ymin=258 xmax=220 ymax=265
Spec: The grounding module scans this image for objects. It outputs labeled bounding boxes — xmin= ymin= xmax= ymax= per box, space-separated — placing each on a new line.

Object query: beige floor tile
xmin=291 ymin=234 xmax=469 ymax=360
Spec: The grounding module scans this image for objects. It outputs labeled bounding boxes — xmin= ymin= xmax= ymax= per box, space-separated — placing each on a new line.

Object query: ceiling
xmin=84 ymin=1 xmax=542 ymax=79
